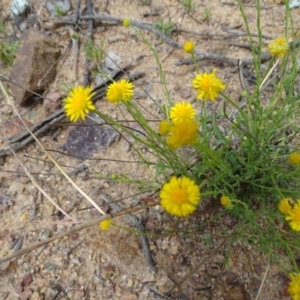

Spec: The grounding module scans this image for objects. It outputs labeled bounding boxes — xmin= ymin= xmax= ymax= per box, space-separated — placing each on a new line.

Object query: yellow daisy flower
xmin=267 ymin=37 xmax=289 ymax=58
xmin=167 ymin=119 xmax=199 ymax=149
xmin=288 ymin=273 xmax=300 ymax=300
xmin=123 ymin=18 xmax=131 ymax=27
xmin=64 ymin=86 xmax=95 ymax=122
xmin=192 ymin=69 xmax=226 ymax=102
xmin=170 ymin=101 xmax=196 ymax=124
xmin=183 ymin=41 xmax=195 ymax=53
xmin=289 ymin=152 xmax=300 ymax=165
xmin=158 ymin=120 xmax=172 ymax=136
xmin=100 ymin=219 xmax=112 ymax=230
xmin=285 ymin=199 xmax=300 ymax=231
xmin=160 ymin=176 xmax=200 ymax=217
xmin=106 ymin=79 xmax=134 ymax=103
xmin=220 ymin=195 xmax=233 ymax=209
xmin=278 ymin=198 xmax=293 ymax=215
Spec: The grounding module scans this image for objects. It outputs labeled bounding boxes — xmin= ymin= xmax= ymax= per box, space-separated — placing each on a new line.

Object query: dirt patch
xmin=0 ymin=0 xmax=297 ymax=299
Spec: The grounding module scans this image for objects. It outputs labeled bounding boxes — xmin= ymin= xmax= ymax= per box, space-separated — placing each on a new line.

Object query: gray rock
xmin=95 ymin=52 xmax=122 ymax=85
xmin=10 ymin=0 xmax=31 ymax=30
xmin=104 ymin=51 xmax=122 ymax=70
xmin=9 ymin=28 xmax=60 ymax=106
xmin=10 ymin=0 xmax=30 ymax=16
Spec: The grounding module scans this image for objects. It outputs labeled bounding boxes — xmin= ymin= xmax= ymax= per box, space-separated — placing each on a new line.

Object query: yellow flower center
xmin=177 ymin=107 xmax=189 ymax=117
xmin=64 ymin=86 xmax=95 ymax=122
xmin=123 ymin=18 xmax=131 ymax=27
xmin=294 ymin=208 xmax=300 ymax=222
xmin=289 ymin=153 xmax=300 ymax=165
xmin=106 ymin=80 xmax=134 ymax=103
xmin=221 ymin=196 xmax=229 ymax=206
xmin=201 ymin=77 xmax=212 ymax=89
xmin=158 ymin=120 xmax=171 ymax=136
xmin=183 ymin=41 xmax=195 ymax=53
xmin=171 ymin=188 xmax=188 ymax=204
xmin=112 ymin=87 xmax=122 ymax=102
xmin=72 ymin=94 xmax=87 ymax=111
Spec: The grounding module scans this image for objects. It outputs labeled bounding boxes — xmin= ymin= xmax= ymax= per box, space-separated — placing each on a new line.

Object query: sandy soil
xmin=0 ymin=0 xmax=299 ymax=299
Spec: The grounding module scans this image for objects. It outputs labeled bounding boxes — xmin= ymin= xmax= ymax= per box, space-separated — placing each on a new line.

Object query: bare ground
xmin=0 ymin=0 xmax=298 ymax=299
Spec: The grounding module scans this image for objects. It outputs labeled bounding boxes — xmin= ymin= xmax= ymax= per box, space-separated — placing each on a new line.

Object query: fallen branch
xmin=83 ymin=0 xmax=94 ymax=86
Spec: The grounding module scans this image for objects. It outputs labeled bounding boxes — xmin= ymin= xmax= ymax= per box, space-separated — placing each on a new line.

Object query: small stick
xmin=67 ymin=164 xmax=87 ymax=176
xmin=13 ymin=237 xmax=23 ymax=252
xmin=68 ymin=27 xmax=79 ymax=79
xmin=149 ymin=288 xmax=172 ymax=299
xmin=259 ymin=58 xmax=279 ymax=90
xmin=68 ymin=0 xmax=81 ymax=79
xmin=74 ymin=0 xmax=81 ymax=26
xmin=101 ymin=193 xmax=156 ymax=274
xmin=83 ymin=0 xmax=94 ymax=86
xmin=255 ymin=263 xmax=270 ymax=300
xmin=30 ymin=193 xmax=39 ymax=220
xmin=67 ymin=240 xmax=84 ymax=256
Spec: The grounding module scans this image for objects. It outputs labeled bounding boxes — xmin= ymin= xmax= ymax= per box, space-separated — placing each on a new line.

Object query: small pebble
xmin=22 ymin=274 xmax=33 ymax=286
xmin=103 ymin=182 xmax=110 ymax=189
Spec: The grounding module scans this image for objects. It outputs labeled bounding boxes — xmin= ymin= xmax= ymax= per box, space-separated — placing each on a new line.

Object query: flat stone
xmin=10 ymin=0 xmax=30 ymax=16
xmin=61 ymin=113 xmax=119 ymax=158
xmin=10 ymin=28 xmax=60 ymax=106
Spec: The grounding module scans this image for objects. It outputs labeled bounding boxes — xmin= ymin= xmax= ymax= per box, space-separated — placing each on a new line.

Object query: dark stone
xmin=10 ymin=28 xmax=60 ymax=106
xmin=61 ymin=113 xmax=119 ymax=158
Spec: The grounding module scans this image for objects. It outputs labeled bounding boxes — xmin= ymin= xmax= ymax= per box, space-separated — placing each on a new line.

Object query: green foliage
xmin=53 ymin=3 xmax=65 ymax=17
xmin=61 ymin=0 xmax=300 ymax=288
xmin=60 ymin=80 xmax=76 ymax=94
xmin=202 ymin=7 xmax=212 ymax=22
xmin=0 ymin=40 xmax=20 ymax=66
xmin=0 ymin=20 xmax=20 ymax=66
xmin=139 ymin=0 xmax=151 ymax=4
xmin=180 ymin=0 xmax=195 ymax=11
xmin=0 ymin=20 xmax=6 ymax=35
xmin=101 ymin=9 xmax=300 ymax=276
xmin=84 ymin=38 xmax=105 ymax=66
xmin=154 ymin=17 xmax=174 ymax=36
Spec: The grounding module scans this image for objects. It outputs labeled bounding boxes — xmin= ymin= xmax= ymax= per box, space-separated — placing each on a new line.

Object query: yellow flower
xmin=192 ymin=69 xmax=226 ymax=102
xmin=289 ymin=152 xmax=300 ymax=165
xmin=170 ymin=101 xmax=196 ymax=124
xmin=64 ymin=86 xmax=95 ymax=122
xmin=100 ymin=219 xmax=112 ymax=230
xmin=160 ymin=176 xmax=200 ymax=217
xmin=183 ymin=41 xmax=195 ymax=53
xmin=268 ymin=37 xmax=289 ymax=58
xmin=285 ymin=199 xmax=300 ymax=231
xmin=220 ymin=195 xmax=233 ymax=209
xmin=278 ymin=198 xmax=293 ymax=215
xmin=106 ymin=80 xmax=134 ymax=103
xmin=288 ymin=273 xmax=300 ymax=300
xmin=158 ymin=120 xmax=171 ymax=136
xmin=123 ymin=18 xmax=131 ymax=27
xmin=167 ymin=119 xmax=199 ymax=149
